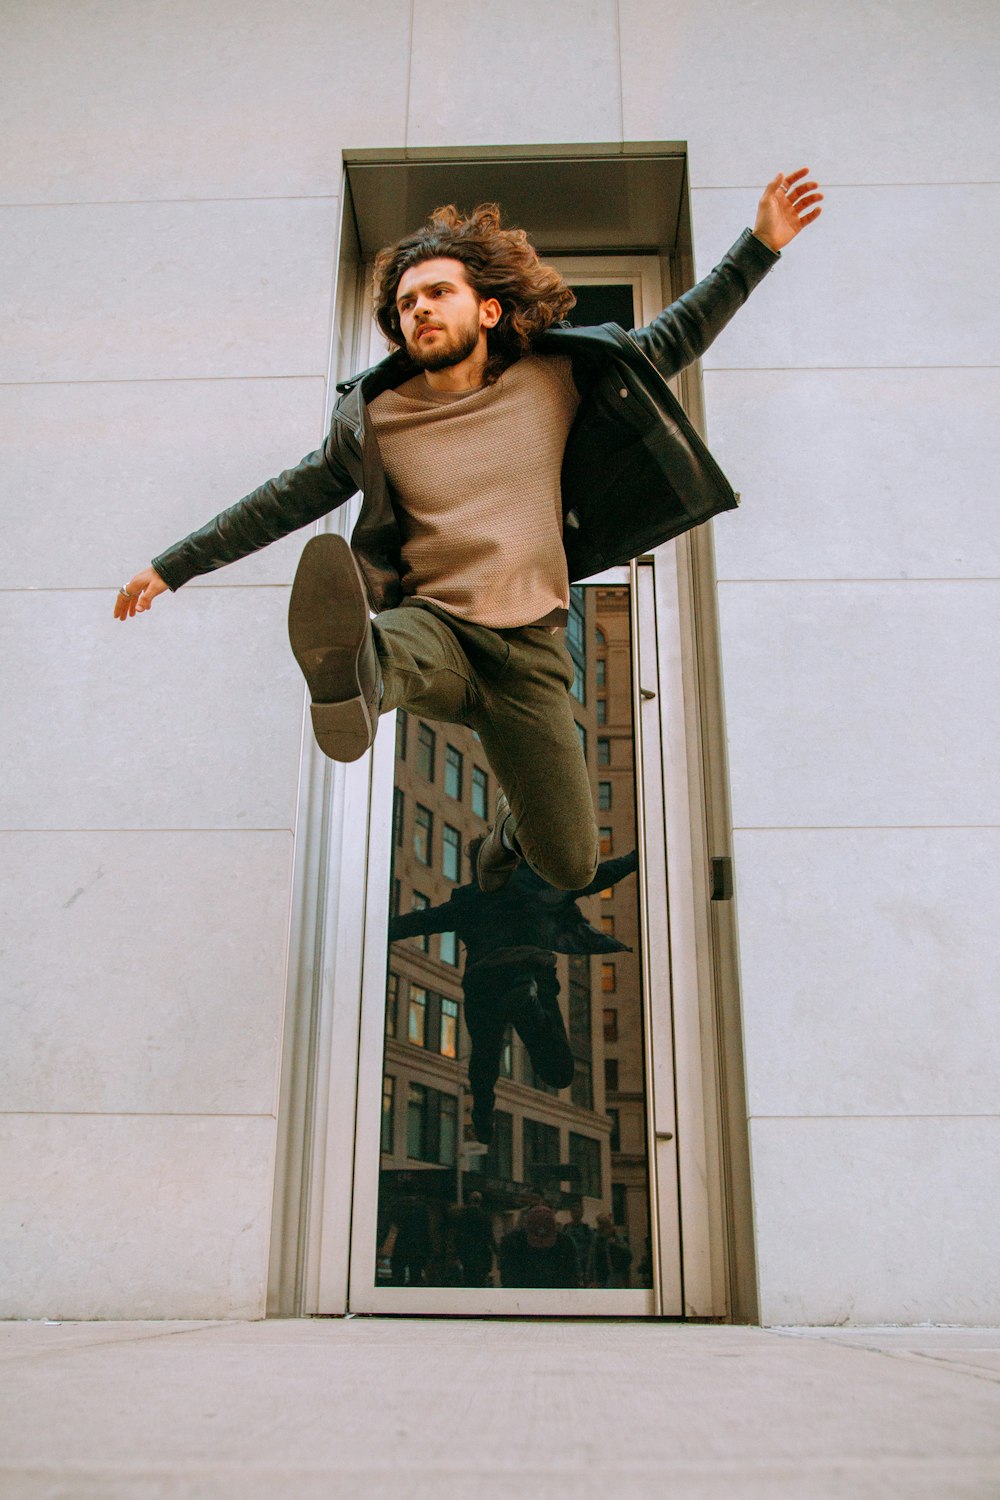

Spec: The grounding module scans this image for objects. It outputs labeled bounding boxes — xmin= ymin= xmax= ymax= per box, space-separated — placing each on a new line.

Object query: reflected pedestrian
xmin=499 ymin=1206 xmax=582 ymax=1289
xmin=590 ymin=1213 xmax=632 ymax=1289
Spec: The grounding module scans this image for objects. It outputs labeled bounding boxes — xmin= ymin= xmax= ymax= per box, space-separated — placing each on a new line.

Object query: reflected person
xmin=380 ymin=1178 xmax=434 ymax=1288
xmin=449 ymin=1190 xmax=496 ymax=1288
xmin=498 ymin=1206 xmax=582 ymax=1289
xmin=563 ymin=1198 xmax=596 ymax=1275
xmin=589 ymin=1214 xmax=633 ymax=1289
xmin=115 ymin=180 xmax=821 ymax=900
xmin=389 ymin=850 xmax=639 ymax=1143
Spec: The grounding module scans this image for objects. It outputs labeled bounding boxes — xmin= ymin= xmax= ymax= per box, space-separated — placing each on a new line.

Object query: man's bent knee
xmin=525 ymin=840 xmax=599 ymax=893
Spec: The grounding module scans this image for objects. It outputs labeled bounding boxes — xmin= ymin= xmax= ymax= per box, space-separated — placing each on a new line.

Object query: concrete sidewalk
xmin=1 ymin=1319 xmax=999 ymax=1498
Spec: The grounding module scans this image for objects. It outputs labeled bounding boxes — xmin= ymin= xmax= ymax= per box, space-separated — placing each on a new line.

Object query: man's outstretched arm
xmin=577 ymin=848 xmax=639 ymax=898
xmin=113 ymin=427 xmax=359 ymax=620
xmin=388 ymin=897 xmax=463 ymax=942
xmin=630 ymin=167 xmax=823 ymax=380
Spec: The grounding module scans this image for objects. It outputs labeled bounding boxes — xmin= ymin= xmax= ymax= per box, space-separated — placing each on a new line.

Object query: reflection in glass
xmin=376 ymin=583 xmax=652 ymax=1291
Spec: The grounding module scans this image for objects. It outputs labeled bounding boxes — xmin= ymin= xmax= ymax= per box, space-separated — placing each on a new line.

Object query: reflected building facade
xmin=377 ymin=582 xmax=651 ymax=1288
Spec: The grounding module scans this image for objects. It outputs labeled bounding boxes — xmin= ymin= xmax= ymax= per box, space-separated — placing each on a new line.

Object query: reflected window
xmin=571 ymin=1057 xmax=593 ymax=1111
xmin=414 ymin=804 xmax=433 ymax=865
xmin=612 ymin=1183 xmax=628 ymax=1227
xmin=600 ymin=826 xmax=613 ymax=855
xmin=576 ymin=722 xmax=587 ymax=757
xmin=486 ymin=1110 xmax=513 ymax=1180
xmin=386 ymin=972 xmax=399 ymax=1037
xmin=406 ymin=1083 xmax=428 ymax=1159
xmin=392 ymin=787 xmax=404 ymax=848
xmin=569 ymin=1131 xmax=601 ymax=1199
xmin=417 ymin=722 xmax=436 ymax=781
xmin=567 ymin=590 xmax=585 ymax=651
xmin=440 ymin=997 xmax=458 ymax=1059
xmin=523 ymin=1118 xmax=560 ymax=1183
xmin=603 ymin=1007 xmax=618 ymax=1042
xmin=445 ymin=744 xmax=463 ymax=800
xmin=601 ymin=915 xmax=615 ymax=938
xmin=439 ymin=929 xmax=459 ymax=967
xmin=605 ymin=1058 xmax=619 ymax=1092
xmin=608 ymin=1108 xmax=621 ymax=1152
xmin=570 ymin=659 xmax=585 ymax=703
xmin=381 ymin=1076 xmax=395 ymax=1153
xmin=597 ymin=737 xmax=610 ymax=766
xmin=395 ymin=708 xmax=408 ymax=760
xmin=602 ymin=962 xmax=617 ymax=994
xmin=408 ymin=985 xmax=427 ymax=1047
xmin=568 ymin=956 xmax=591 ymax=1044
xmin=406 ymin=1083 xmax=456 ymax=1165
xmin=596 ymin=658 xmax=606 ymax=689
xmin=598 ymin=780 xmax=612 ymax=811
xmin=596 ymin=698 xmax=607 ymax=725
xmin=443 ymin=824 xmax=461 ymax=882
xmin=472 ymin=766 xmax=488 ymax=820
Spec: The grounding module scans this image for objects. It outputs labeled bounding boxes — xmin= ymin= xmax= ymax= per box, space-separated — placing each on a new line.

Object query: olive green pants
xmin=373 ymin=598 xmax=598 ymax=891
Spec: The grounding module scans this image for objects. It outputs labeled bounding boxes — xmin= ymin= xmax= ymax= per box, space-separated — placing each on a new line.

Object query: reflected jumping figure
xmin=389 ymin=849 xmax=638 ymax=1143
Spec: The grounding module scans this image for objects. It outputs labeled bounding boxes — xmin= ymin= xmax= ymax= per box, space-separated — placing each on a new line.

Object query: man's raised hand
xmin=753 ymin=168 xmax=823 ymax=254
xmin=113 ymin=565 xmax=169 ymax=620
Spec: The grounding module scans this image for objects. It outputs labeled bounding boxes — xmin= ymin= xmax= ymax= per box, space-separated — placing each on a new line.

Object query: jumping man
xmin=114 ymin=170 xmax=822 ymax=893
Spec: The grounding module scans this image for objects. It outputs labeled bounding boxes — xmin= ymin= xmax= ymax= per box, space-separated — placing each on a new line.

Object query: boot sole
xmin=288 ymin=534 xmax=376 ymax=763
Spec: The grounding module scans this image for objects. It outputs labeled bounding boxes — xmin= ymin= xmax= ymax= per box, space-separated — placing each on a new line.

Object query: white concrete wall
xmin=2 ymin=0 xmax=997 ymax=1322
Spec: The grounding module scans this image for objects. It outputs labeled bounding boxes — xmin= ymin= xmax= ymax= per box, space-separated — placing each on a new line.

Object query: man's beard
xmin=406 ymin=315 xmax=482 ymax=372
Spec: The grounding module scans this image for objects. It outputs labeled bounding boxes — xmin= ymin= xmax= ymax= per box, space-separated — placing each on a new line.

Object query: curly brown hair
xmin=372 ymin=202 xmax=576 ymax=384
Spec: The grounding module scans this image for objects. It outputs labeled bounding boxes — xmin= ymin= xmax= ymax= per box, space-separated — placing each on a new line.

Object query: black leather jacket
xmin=152 ymin=229 xmax=779 ymax=606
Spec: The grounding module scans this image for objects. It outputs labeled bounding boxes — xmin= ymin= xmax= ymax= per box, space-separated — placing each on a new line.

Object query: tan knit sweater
xmin=367 ymin=354 xmax=580 ymax=629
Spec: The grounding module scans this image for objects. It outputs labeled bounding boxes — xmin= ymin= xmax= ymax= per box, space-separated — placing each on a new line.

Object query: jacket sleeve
xmin=150 ymin=417 xmax=359 ymax=591
xmin=577 ymin=849 xmax=639 ymax=897
xmin=630 ymin=229 xmax=780 ymax=380
xmin=388 ymin=896 xmax=462 ymax=941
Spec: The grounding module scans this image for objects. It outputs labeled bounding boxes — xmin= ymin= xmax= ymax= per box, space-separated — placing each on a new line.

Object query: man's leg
xmin=373 ymin=601 xmax=478 ymax=725
xmin=507 ymin=964 xmax=575 ymax=1090
xmin=291 ymin=558 xmax=597 ymax=890
xmin=462 ymin=980 xmax=509 ymax=1145
xmin=473 ymin=626 xmax=599 ymax=892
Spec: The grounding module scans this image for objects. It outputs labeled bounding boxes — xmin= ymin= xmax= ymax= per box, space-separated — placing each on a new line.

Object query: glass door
xmin=348 ymin=572 xmax=683 ymax=1315
xmin=346 ymin=264 xmax=686 ymax=1314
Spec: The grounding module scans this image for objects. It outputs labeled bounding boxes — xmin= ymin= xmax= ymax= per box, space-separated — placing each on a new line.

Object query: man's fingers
xmin=113 ymin=567 xmax=166 ymax=619
xmin=792 ymin=190 xmax=824 ymax=212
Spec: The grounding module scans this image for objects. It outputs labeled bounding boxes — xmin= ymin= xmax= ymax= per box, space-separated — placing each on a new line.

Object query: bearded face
xmin=404 ymin=307 xmax=483 ymax=371
xmin=395 ymin=257 xmax=499 ymax=376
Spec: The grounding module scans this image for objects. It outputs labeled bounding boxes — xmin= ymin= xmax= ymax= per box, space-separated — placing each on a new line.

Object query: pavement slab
xmin=0 ymin=1319 xmax=998 ymax=1498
